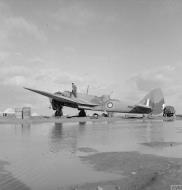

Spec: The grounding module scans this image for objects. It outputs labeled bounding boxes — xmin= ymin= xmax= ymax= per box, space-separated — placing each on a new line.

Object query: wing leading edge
xmin=24 ymin=87 xmax=99 ymax=107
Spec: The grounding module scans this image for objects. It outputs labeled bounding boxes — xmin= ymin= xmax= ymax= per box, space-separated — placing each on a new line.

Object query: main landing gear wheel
xmin=78 ymin=109 xmax=86 ymax=117
xmin=55 ymin=108 xmax=63 ymax=117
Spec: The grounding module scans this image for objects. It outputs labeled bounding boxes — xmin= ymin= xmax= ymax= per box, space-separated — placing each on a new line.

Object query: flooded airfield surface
xmin=0 ymin=119 xmax=182 ymax=189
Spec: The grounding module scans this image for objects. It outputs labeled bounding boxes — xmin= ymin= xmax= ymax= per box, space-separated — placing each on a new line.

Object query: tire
xmin=55 ymin=109 xmax=63 ymax=117
xmin=79 ymin=110 xmax=86 ymax=117
xmin=93 ymin=113 xmax=99 ymax=118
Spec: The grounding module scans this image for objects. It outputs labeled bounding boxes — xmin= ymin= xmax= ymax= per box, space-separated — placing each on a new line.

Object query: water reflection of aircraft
xmin=24 ymin=87 xmax=164 ymax=117
xmin=49 ymin=123 xmax=78 ymax=153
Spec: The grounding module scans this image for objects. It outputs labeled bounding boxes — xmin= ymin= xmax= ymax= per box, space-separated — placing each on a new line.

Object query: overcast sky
xmin=0 ymin=0 xmax=182 ymax=115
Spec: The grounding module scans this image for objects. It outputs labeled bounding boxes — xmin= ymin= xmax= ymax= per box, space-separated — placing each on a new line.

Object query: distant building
xmin=22 ymin=107 xmax=31 ymax=119
xmin=3 ymin=108 xmax=15 ymax=117
xmin=15 ymin=108 xmax=23 ymax=119
xmin=15 ymin=107 xmax=31 ymax=119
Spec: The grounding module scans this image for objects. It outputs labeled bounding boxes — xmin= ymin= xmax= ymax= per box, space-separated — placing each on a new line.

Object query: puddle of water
xmin=0 ymin=119 xmax=182 ymax=189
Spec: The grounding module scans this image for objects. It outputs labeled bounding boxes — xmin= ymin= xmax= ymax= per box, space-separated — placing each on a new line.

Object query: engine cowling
xmin=50 ymin=99 xmax=63 ymax=110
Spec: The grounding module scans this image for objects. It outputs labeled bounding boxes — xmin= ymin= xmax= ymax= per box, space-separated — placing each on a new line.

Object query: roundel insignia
xmin=107 ymin=102 xmax=113 ymax=108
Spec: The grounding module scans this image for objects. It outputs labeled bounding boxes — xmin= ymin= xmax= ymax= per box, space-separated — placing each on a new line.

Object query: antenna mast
xmin=86 ymin=85 xmax=89 ymax=94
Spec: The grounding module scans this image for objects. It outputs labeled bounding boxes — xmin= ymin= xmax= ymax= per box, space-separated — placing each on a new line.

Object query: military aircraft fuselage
xmin=24 ymin=87 xmax=164 ymax=117
xmin=50 ymin=91 xmax=150 ymax=114
xmin=50 ymin=90 xmax=110 ymax=110
xmin=103 ymin=99 xmax=152 ymax=114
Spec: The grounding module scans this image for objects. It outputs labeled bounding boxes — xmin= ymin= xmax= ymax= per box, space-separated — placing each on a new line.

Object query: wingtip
xmin=23 ymin=87 xmax=35 ymax=92
xmin=23 ymin=87 xmax=30 ymax=90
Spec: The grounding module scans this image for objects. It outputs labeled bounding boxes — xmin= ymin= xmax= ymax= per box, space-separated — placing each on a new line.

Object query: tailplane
xmin=139 ymin=88 xmax=165 ymax=115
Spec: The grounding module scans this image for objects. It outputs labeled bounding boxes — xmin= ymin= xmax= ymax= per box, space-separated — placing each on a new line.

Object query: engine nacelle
xmin=50 ymin=99 xmax=63 ymax=110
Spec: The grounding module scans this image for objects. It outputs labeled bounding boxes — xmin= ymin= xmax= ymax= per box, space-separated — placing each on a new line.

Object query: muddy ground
xmin=68 ymin=151 xmax=182 ymax=190
xmin=0 ymin=160 xmax=30 ymax=190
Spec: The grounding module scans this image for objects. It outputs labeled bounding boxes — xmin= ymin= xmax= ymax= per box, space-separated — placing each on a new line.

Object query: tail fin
xmin=139 ymin=88 xmax=165 ymax=115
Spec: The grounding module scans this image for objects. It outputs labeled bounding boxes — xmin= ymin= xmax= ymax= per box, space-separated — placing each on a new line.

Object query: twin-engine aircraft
xmin=24 ymin=87 xmax=164 ymax=117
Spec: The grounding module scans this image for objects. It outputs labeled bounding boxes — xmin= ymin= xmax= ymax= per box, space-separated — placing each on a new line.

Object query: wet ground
xmin=0 ymin=119 xmax=182 ymax=189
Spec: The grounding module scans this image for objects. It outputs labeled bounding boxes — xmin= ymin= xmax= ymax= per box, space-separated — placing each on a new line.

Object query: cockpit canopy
xmin=54 ymin=91 xmax=72 ymax=98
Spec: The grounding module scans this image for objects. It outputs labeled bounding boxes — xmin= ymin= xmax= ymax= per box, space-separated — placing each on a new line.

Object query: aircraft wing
xmin=24 ymin=87 xmax=99 ymax=107
xmin=129 ymin=104 xmax=152 ymax=114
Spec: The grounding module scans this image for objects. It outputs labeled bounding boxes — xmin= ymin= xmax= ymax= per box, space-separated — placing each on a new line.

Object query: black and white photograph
xmin=0 ymin=0 xmax=182 ymax=189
